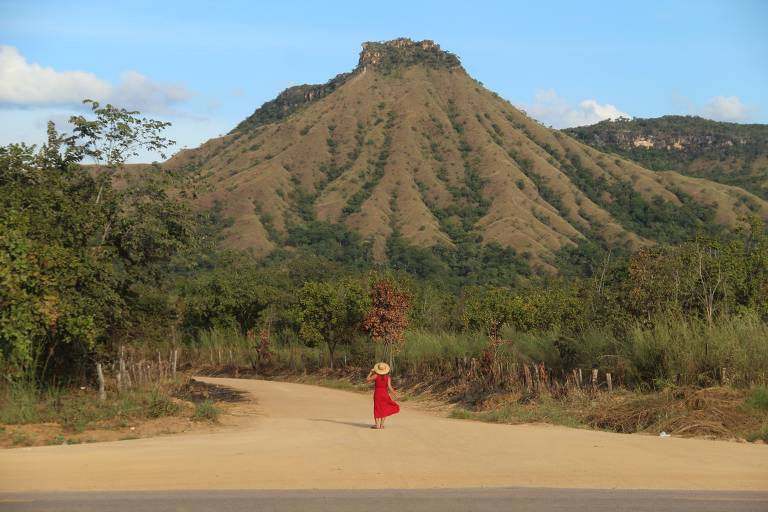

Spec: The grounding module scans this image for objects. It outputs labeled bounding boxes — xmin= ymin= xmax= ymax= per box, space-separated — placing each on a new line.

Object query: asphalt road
xmin=1 ymin=488 xmax=767 ymax=512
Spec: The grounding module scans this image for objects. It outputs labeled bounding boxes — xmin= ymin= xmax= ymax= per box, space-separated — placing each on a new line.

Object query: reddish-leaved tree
xmin=363 ymin=279 xmax=411 ymax=366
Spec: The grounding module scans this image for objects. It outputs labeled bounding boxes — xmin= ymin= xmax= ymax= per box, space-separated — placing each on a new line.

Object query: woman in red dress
xmin=366 ymin=362 xmax=400 ymax=429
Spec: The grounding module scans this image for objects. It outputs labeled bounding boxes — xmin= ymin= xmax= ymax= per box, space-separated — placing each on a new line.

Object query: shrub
xmin=745 ymin=386 xmax=768 ymax=412
xmin=145 ymin=389 xmax=181 ymax=418
xmin=193 ymin=400 xmax=220 ymax=422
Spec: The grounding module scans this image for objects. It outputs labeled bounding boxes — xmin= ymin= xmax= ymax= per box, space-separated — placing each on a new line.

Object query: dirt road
xmin=1 ymin=377 xmax=766 ymax=491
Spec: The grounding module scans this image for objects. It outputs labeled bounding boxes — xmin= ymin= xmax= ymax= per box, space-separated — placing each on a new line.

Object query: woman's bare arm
xmin=388 ymin=378 xmax=399 ymax=397
xmin=366 ymin=369 xmax=376 ymax=382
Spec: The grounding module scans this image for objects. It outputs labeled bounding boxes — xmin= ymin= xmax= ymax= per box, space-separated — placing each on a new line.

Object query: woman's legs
xmin=373 ymin=417 xmax=382 ymax=428
xmin=380 ymin=416 xmax=386 ymax=428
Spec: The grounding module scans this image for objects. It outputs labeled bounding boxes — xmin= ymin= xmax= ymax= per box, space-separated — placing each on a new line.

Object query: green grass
xmin=746 ymin=423 xmax=768 ymax=443
xmin=146 ymin=389 xmax=182 ymax=418
xmin=624 ymin=312 xmax=768 ymax=387
xmin=745 ymin=385 xmax=768 ymax=412
xmin=0 ymin=383 xmax=184 ymax=432
xmin=402 ymin=330 xmax=486 ymax=362
xmin=11 ymin=431 xmax=33 ymax=447
xmin=192 ymin=400 xmax=220 ymax=422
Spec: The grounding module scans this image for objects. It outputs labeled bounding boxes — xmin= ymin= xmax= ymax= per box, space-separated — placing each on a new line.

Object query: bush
xmin=145 ymin=388 xmax=181 ymax=418
xmin=192 ymin=400 xmax=220 ymax=422
xmin=745 ymin=386 xmax=768 ymax=412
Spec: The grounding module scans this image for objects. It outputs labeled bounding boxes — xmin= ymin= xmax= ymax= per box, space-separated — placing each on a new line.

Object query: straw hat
xmin=373 ymin=362 xmax=391 ymax=375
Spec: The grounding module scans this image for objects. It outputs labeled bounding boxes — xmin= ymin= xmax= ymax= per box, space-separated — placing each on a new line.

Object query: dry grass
xmin=211 ymin=360 xmax=766 ymax=442
xmin=586 ymin=386 xmax=767 ymax=440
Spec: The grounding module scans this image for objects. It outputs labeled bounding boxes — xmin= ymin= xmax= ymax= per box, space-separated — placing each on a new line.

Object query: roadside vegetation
xmin=2 ymin=102 xmax=767 ymax=445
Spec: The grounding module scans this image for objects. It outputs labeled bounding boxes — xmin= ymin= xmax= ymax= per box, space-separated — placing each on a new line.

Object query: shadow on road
xmin=309 ymin=418 xmax=372 ymax=429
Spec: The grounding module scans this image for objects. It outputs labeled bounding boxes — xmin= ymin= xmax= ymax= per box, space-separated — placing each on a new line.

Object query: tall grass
xmin=190 ymin=327 xmax=256 ymax=368
xmin=626 ymin=312 xmax=768 ymax=387
xmin=174 ymin=312 xmax=768 ymax=389
xmin=401 ymin=330 xmax=486 ymax=362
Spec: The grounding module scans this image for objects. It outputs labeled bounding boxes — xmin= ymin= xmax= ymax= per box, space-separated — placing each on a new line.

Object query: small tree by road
xmin=297 ymin=279 xmax=369 ymax=369
xmin=363 ymin=279 xmax=411 ymax=366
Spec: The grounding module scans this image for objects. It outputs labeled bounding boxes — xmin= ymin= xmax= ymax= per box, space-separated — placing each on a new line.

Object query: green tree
xmin=182 ymin=259 xmax=283 ymax=334
xmin=0 ymin=104 xmax=192 ymax=384
xmin=297 ymin=279 xmax=370 ymax=368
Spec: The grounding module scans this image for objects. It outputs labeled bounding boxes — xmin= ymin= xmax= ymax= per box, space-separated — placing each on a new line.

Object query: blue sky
xmin=1 ymin=0 xmax=766 ymax=161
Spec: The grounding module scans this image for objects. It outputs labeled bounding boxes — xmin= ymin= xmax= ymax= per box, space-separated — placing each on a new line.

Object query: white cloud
xmin=703 ymin=96 xmax=751 ymax=121
xmin=521 ymin=89 xmax=629 ymax=128
xmin=0 ymin=45 xmax=192 ymax=114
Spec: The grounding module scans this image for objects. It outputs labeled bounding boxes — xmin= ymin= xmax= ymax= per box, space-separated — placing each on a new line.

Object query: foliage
xmin=67 ymin=100 xmax=174 ymax=168
xmin=282 ymin=220 xmax=373 ymax=267
xmin=559 ymin=150 xmax=725 ymax=244
xmin=386 ymin=234 xmax=530 ymax=286
xmin=0 ymin=105 xmax=193 ymax=383
xmin=460 ymin=284 xmax=584 ymax=336
xmin=296 ymin=279 xmax=371 ymax=368
xmin=182 ymin=255 xmax=284 ymax=334
xmin=564 ymin=115 xmax=768 ymax=199
xmin=0 ymin=215 xmax=111 ymax=380
xmin=363 ymin=279 xmax=412 ymax=361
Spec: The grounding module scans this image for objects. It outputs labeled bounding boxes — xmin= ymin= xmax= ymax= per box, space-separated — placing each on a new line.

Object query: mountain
xmin=564 ymin=116 xmax=768 ymax=200
xmin=166 ymin=39 xmax=768 ymax=272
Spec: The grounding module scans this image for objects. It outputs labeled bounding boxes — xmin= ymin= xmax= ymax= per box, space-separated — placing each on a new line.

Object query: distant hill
xmin=564 ymin=116 xmax=768 ymax=199
xmin=165 ymin=39 xmax=768 ymax=273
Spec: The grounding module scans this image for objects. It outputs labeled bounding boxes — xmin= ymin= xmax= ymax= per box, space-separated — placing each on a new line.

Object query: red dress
xmin=373 ymin=374 xmax=400 ymax=418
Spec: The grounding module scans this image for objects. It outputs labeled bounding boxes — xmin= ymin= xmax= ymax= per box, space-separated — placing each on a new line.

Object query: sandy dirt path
xmin=1 ymin=377 xmax=766 ymax=491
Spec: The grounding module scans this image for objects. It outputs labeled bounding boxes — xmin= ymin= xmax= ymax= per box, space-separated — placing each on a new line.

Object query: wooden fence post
xmin=591 ymin=368 xmax=599 ymax=392
xmin=172 ymin=349 xmax=178 ymax=379
xmin=606 ymin=372 xmax=613 ymax=393
xmin=118 ymin=345 xmax=127 ymax=392
xmin=96 ymin=362 xmax=106 ymax=401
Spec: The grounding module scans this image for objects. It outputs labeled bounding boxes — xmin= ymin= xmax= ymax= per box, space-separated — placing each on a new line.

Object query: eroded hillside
xmin=166 ymin=39 xmax=768 ymax=270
